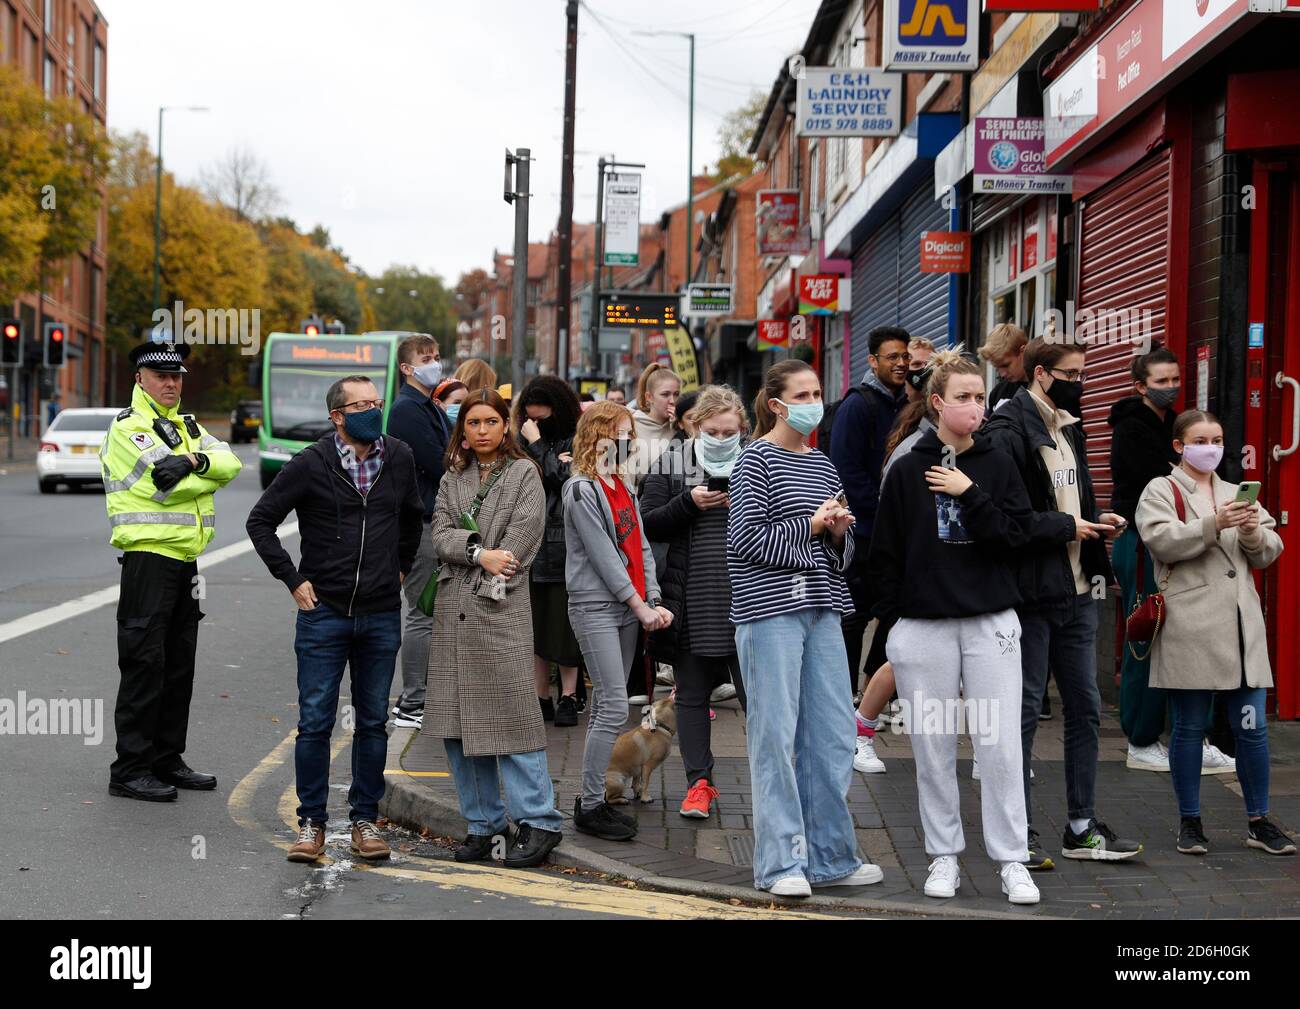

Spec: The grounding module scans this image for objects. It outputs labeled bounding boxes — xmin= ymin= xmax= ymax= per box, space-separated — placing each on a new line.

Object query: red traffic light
xmin=3 ymin=324 xmax=17 ymax=339
xmin=304 ymin=325 xmax=320 ymax=336
xmin=50 ymin=328 xmax=64 ymax=342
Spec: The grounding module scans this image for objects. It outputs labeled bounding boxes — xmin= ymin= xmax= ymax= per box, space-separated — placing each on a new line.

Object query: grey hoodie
xmin=562 ymin=474 xmax=662 ymax=606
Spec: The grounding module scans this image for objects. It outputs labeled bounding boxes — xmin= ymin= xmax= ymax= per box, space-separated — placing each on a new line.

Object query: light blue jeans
xmin=443 ymin=739 xmax=564 ymax=836
xmin=736 ymin=607 xmax=862 ymax=890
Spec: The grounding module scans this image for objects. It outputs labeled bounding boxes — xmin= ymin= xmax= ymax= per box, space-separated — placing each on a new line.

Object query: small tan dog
xmin=605 ymin=695 xmax=676 ymax=804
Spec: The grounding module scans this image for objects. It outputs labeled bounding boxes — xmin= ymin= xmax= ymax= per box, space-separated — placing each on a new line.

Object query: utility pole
xmin=556 ymin=0 xmax=579 ymax=381
xmin=505 ymin=148 xmax=531 ymax=396
xmin=634 ymin=30 xmax=695 ymax=285
xmin=152 ymin=105 xmax=209 ymax=314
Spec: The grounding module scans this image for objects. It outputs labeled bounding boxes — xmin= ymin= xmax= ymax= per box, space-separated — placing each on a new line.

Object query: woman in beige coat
xmin=1135 ymin=410 xmax=1293 ymax=858
xmin=423 ymin=389 xmax=563 ymax=868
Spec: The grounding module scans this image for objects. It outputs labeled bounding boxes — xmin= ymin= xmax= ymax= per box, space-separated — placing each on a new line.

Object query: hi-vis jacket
xmin=100 ymin=383 xmax=242 ymax=561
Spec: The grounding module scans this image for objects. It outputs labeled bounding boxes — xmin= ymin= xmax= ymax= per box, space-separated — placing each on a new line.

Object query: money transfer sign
xmin=883 ymin=0 xmax=980 ymax=72
xmin=974 ymin=117 xmax=1071 ymax=194
xmin=795 ymin=67 xmax=902 ymax=137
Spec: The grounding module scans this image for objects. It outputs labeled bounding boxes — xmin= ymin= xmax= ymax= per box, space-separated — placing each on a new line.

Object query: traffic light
xmin=1 ymin=319 xmax=20 ymax=366
xmin=300 ymin=316 xmax=323 ymax=336
xmin=43 ymin=322 xmax=66 ymax=369
xmin=324 ymin=320 xmax=346 ymax=335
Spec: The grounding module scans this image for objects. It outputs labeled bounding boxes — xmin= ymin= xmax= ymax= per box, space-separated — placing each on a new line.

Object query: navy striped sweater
xmin=726 ymin=439 xmax=855 ymax=624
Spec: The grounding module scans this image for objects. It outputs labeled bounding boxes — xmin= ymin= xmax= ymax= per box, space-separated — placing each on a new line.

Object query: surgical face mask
xmin=774 ymin=399 xmax=824 ymax=437
xmin=939 ymin=399 xmax=984 ymax=437
xmin=411 ymin=360 xmax=443 ymax=388
xmin=600 ymin=436 xmax=634 ymax=474
xmin=1045 ymin=376 xmax=1083 ymax=415
xmin=342 ymin=407 xmax=383 ymax=444
xmin=445 ymin=403 xmax=461 ymax=424
xmin=696 ymin=431 xmax=742 ymax=477
xmin=1146 ymin=385 xmax=1180 ymax=409
xmin=1181 ymin=442 xmax=1223 ymax=474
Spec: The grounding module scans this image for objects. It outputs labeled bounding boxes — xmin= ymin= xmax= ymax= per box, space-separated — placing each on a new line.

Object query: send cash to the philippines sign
xmin=883 ymin=0 xmax=980 ymax=72
xmin=974 ymin=117 xmax=1071 ymax=194
xmin=795 ymin=67 xmax=902 ymax=137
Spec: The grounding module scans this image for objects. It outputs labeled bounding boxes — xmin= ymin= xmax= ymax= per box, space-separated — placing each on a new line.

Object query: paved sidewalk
xmin=382 ymin=679 xmax=1300 ymax=919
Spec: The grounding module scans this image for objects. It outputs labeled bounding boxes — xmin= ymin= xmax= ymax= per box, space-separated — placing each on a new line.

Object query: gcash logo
xmin=899 ymin=0 xmax=967 ymax=45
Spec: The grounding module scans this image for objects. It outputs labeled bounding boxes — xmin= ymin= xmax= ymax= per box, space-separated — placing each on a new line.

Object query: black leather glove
xmin=152 ymin=454 xmax=195 ymax=493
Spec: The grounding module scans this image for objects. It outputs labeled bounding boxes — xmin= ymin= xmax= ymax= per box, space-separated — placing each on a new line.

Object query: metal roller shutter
xmin=897 ymin=185 xmax=952 ymax=348
xmin=1075 ymin=151 xmax=1171 ymax=511
xmin=850 ymin=216 xmax=900 ymax=384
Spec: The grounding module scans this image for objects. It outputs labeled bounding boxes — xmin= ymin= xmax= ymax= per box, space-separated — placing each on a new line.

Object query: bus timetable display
xmin=269 ymin=340 xmax=390 ymax=366
xmin=600 ymin=294 xmax=679 ymax=329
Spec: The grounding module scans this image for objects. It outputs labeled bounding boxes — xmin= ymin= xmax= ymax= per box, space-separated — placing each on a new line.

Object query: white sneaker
xmin=813 ymin=862 xmax=884 ymax=887
xmin=1000 ymin=861 xmax=1040 ymax=905
xmin=655 ymin=667 xmax=675 ymax=687
xmin=628 ymin=694 xmax=650 ymax=706
xmin=1127 ymin=741 xmax=1170 ymax=772
xmin=710 ymin=682 xmax=737 ymax=703
xmin=392 ymin=710 xmax=423 ymax=729
xmin=854 ymin=735 xmax=886 ymax=773
xmin=924 ymin=855 xmax=960 ymax=898
xmin=878 ymin=698 xmax=903 ymax=729
xmin=766 ymin=874 xmax=812 ymax=897
xmin=1202 ymin=742 xmax=1237 ymax=775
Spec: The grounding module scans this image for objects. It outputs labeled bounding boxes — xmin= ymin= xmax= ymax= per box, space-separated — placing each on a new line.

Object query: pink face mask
xmin=939 ymin=399 xmax=984 ymax=437
xmin=1181 ymin=442 xmax=1224 ymax=473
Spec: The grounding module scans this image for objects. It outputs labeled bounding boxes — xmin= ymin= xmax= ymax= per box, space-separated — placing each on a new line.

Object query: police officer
xmin=101 ymin=340 xmax=241 ymax=801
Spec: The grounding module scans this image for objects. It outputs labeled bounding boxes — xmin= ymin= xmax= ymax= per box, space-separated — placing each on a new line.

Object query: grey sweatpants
xmin=887 ymin=610 xmax=1029 ymax=864
xmin=569 ymin=600 xmax=640 ymax=812
xmin=395 ymin=524 xmax=436 ymax=714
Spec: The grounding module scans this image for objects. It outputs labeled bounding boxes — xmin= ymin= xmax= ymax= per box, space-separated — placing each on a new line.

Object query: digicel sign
xmin=983 ymin=2 xmax=1098 ymax=10
xmin=919 ymin=231 xmax=972 ymax=273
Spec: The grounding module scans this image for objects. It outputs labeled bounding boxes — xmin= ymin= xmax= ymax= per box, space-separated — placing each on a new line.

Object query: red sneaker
xmin=679 ymin=779 xmax=719 ymax=819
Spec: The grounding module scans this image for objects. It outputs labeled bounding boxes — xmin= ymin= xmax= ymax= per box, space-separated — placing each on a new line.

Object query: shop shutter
xmin=897 ymin=184 xmax=952 ymax=348
xmin=1075 ymin=150 xmax=1171 ymax=511
xmin=850 ymin=215 xmax=900 ymax=384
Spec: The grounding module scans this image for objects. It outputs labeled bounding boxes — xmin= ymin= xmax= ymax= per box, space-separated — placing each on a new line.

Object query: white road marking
xmin=0 ymin=522 xmax=298 ymax=645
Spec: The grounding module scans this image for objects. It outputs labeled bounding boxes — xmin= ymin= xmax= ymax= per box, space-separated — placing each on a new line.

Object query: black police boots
xmin=109 ymin=774 xmax=178 ymax=802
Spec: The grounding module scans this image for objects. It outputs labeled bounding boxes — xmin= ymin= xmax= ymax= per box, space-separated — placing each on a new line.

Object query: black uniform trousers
xmin=111 ymin=550 xmax=202 ymax=782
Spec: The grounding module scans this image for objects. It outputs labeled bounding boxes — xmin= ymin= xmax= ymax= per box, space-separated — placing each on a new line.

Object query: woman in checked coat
xmin=423 ymin=388 xmax=563 ymax=868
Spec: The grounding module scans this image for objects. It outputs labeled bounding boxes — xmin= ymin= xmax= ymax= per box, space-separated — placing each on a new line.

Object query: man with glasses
xmin=247 ymin=376 xmax=425 ymax=864
xmin=829 ymin=325 xmax=911 ymax=697
xmin=984 ymin=338 xmax=1143 ymax=869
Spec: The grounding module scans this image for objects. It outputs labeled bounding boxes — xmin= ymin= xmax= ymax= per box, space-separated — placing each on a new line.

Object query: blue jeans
xmin=1169 ymin=686 xmax=1270 ymax=818
xmin=736 ymin=608 xmax=862 ymax=890
xmin=1019 ymin=593 xmax=1100 ymax=824
xmin=443 ymin=738 xmax=563 ymax=835
xmin=293 ymin=604 xmax=401 ymax=825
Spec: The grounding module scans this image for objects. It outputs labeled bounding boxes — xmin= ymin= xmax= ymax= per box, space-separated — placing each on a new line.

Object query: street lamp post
xmin=634 ymin=31 xmax=695 ymax=284
xmin=152 ymin=105 xmax=210 ymax=316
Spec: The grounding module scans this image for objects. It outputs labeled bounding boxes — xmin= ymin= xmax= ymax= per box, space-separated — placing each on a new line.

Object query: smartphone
xmin=835 ymin=491 xmax=848 ymax=508
xmin=1235 ymin=481 xmax=1262 ymax=506
xmin=707 ymin=476 xmax=730 ymax=493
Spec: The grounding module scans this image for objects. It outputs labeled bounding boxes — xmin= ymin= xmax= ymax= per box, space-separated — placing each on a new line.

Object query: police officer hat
xmin=129 ymin=338 xmax=190 ymax=373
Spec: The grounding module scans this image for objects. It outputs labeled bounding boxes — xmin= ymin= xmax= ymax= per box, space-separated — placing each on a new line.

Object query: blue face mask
xmin=342 ymin=407 xmax=383 ymax=443
xmin=445 ymin=403 xmax=461 ymax=424
xmin=411 ymin=360 xmax=443 ymax=388
xmin=696 ymin=431 xmax=742 ymax=477
xmin=774 ymin=399 xmax=824 ymax=437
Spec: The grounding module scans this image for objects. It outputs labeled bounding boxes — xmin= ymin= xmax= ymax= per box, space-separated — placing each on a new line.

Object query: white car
xmin=37 ymin=407 xmax=121 ymax=493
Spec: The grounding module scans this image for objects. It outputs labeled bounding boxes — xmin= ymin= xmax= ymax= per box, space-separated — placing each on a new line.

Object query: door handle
xmin=1274 ymin=371 xmax=1300 ymax=462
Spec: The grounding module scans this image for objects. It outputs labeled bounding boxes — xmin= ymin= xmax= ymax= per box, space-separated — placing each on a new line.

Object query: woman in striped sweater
xmin=727 ymin=360 xmax=884 ymax=897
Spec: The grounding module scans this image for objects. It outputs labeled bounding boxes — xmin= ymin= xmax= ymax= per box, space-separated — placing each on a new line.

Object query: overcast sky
xmin=99 ymin=0 xmax=823 ymax=283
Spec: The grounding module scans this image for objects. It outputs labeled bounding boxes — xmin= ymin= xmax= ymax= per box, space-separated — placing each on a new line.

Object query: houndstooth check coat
xmin=423 ymin=458 xmax=547 ymax=756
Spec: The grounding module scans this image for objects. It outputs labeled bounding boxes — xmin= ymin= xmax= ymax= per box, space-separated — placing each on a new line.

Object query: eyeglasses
xmin=337 ymin=399 xmax=385 ymax=413
xmin=877 ymin=351 xmax=911 ymax=364
xmin=1049 ymin=368 xmax=1085 ymax=383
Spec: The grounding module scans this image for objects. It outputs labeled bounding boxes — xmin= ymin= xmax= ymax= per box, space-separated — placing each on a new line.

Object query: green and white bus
xmin=256 ymin=331 xmax=423 ymax=489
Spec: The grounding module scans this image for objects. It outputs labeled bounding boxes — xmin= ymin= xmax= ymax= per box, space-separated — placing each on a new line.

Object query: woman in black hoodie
xmin=868 ymin=350 xmax=1040 ymax=906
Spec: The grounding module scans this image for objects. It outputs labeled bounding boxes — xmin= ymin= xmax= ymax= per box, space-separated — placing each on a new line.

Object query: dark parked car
xmin=229 ymin=400 xmax=262 ymax=443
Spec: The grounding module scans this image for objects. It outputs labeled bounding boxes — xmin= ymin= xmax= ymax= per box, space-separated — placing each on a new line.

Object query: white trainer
xmin=1126 ymin=741 xmax=1170 ymax=771
xmin=1202 ymin=742 xmax=1236 ymax=775
xmin=813 ymin=862 xmax=884 ymax=887
xmin=1000 ymin=861 xmax=1040 ymax=905
xmin=924 ymin=855 xmax=960 ymax=898
xmin=655 ymin=667 xmax=675 ymax=687
xmin=766 ymin=875 xmax=812 ymax=898
xmin=854 ymin=735 xmax=886 ymax=773
xmin=710 ymin=682 xmax=737 ymax=703
xmin=628 ymin=694 xmax=650 ymax=706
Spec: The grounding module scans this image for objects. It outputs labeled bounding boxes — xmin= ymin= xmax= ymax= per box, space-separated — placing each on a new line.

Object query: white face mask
xmin=410 ymin=360 xmax=442 ymax=388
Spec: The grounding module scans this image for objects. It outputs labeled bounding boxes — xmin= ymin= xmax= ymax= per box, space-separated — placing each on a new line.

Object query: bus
xmin=256 ymin=331 xmax=425 ymax=489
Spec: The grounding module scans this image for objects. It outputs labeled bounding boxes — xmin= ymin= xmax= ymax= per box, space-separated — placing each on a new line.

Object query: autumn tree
xmin=201 ymin=146 xmax=283 ymax=222
xmin=713 ymin=90 xmax=766 ymax=182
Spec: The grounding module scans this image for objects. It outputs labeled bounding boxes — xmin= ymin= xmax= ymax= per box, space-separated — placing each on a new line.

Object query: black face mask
xmin=537 ymin=416 xmax=560 ymax=442
xmin=906 ymin=367 xmax=933 ymax=392
xmin=1045 ymin=377 xmax=1083 ymax=415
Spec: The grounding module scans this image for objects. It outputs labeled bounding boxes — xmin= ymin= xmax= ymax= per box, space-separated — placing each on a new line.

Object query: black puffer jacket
xmin=527 ymin=434 xmax=573 ymax=583
xmin=1107 ymin=395 xmax=1176 ymax=525
xmin=982 ymin=387 xmax=1114 ymax=608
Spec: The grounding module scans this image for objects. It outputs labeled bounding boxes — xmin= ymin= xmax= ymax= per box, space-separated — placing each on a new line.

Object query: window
xmin=43 ymin=0 xmax=53 ymax=35
xmin=984 ymin=197 xmax=1059 ymax=345
xmin=93 ymin=43 xmax=102 ymax=100
xmin=44 ymin=55 xmax=54 ymax=97
xmin=90 ymin=264 xmax=101 ymax=324
xmin=1 ymin=5 xmax=12 ymax=66
xmin=25 ymin=28 xmax=39 ymax=83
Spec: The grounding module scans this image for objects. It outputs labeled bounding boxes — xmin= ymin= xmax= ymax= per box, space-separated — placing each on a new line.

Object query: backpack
xmin=816 ymin=384 xmax=868 ymax=446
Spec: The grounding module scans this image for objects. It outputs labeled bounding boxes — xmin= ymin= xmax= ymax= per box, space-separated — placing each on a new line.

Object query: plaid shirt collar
xmin=334 ymin=432 xmax=384 ymax=496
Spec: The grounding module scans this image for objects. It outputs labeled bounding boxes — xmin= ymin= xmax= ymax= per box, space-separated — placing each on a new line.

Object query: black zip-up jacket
xmin=385 ymin=381 xmax=449 ymax=520
xmin=1107 ymin=395 xmax=1176 ymax=525
xmin=526 ymin=433 xmax=574 ymax=584
xmin=246 ymin=433 xmax=425 ymax=616
xmin=982 ymin=386 xmax=1114 ymax=608
xmin=868 ymin=430 xmax=1032 ymax=622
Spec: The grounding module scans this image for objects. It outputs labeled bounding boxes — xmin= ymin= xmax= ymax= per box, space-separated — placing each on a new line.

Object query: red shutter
xmin=1075 ymin=151 xmax=1172 ymax=511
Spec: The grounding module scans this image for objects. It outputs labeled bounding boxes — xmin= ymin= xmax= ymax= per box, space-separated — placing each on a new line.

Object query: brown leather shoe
xmin=351 ymin=819 xmax=390 ymax=860
xmin=287 ymin=822 xmax=325 ymax=862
